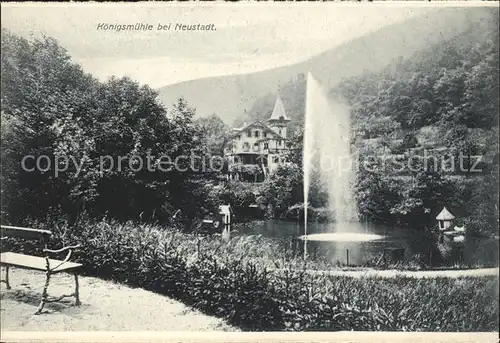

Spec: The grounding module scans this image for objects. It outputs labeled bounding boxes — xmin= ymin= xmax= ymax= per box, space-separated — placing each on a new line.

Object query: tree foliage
xmin=194 ymin=113 xmax=232 ymax=156
xmin=1 ymin=30 xmax=215 ymax=226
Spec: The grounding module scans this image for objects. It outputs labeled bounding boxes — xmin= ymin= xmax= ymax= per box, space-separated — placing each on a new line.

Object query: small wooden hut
xmin=436 ymin=207 xmax=455 ymax=231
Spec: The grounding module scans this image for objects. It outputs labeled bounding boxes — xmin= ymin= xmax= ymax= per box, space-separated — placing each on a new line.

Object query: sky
xmin=1 ymin=3 xmax=436 ymax=88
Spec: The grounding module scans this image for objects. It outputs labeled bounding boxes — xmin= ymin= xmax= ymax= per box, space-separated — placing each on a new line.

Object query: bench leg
xmin=74 ymin=273 xmax=80 ymax=306
xmin=35 ymin=268 xmax=51 ymax=315
xmin=5 ymin=266 xmax=11 ymax=290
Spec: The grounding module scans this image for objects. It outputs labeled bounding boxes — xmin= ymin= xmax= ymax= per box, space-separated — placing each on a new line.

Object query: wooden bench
xmin=0 ymin=225 xmax=82 ymax=314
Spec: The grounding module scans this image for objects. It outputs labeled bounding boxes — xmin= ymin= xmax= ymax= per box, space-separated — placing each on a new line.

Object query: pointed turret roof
xmin=268 ymin=95 xmax=290 ymax=122
xmin=436 ymin=207 xmax=455 ymax=220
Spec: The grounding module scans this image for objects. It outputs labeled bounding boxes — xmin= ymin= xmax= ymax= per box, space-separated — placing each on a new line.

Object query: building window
xmin=254 ymin=131 xmax=260 ymax=138
xmin=247 ymin=131 xmax=251 ymax=138
xmin=264 ymin=143 xmax=269 ymax=149
xmin=242 ymin=142 xmax=250 ymax=152
xmin=253 ymin=143 xmax=259 ymax=151
xmin=279 ymin=129 xmax=282 ymax=136
xmin=273 ymin=156 xmax=279 ymax=163
xmin=236 ymin=135 xmax=241 ymax=140
xmin=263 ymin=132 xmax=267 ymax=138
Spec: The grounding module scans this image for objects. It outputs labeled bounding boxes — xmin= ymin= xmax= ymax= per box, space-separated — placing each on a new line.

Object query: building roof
xmin=232 ymin=122 xmax=248 ymax=132
xmin=436 ymin=207 xmax=455 ymax=220
xmin=231 ymin=121 xmax=282 ymax=138
xmin=268 ymin=95 xmax=290 ymax=122
xmin=229 ymin=95 xmax=290 ymax=142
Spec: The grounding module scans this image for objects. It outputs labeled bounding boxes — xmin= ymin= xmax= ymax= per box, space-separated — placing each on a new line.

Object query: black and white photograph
xmin=0 ymin=2 xmax=499 ymax=341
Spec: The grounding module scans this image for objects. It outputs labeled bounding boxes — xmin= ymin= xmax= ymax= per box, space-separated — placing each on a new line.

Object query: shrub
xmin=454 ymin=216 xmax=496 ymax=237
xmin=281 ymin=204 xmax=333 ymax=222
xmin=206 ymin=182 xmax=257 ymax=220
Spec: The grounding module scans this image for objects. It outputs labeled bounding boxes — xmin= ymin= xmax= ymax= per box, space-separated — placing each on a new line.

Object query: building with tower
xmin=224 ymin=95 xmax=291 ymax=182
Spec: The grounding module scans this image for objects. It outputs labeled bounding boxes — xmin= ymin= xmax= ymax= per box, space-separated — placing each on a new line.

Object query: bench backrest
xmin=1 ymin=225 xmax=52 ymax=242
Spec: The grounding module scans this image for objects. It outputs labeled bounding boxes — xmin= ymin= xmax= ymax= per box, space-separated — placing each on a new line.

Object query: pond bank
xmin=233 ymin=219 xmax=499 ymax=268
xmin=269 ymin=267 xmax=500 ymax=279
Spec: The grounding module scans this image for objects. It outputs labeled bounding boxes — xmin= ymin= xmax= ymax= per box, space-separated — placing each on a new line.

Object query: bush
xmin=206 ymin=182 xmax=258 ymax=221
xmin=3 ymin=218 xmax=498 ymax=332
xmin=454 ymin=217 xmax=496 ymax=237
xmin=281 ymin=204 xmax=333 ymax=222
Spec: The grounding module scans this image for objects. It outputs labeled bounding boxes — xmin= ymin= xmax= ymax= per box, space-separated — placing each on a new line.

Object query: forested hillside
xmin=241 ymin=12 xmax=498 ymax=136
xmin=338 ymin=13 xmax=498 ymax=134
xmin=158 ymin=8 xmax=492 ymax=125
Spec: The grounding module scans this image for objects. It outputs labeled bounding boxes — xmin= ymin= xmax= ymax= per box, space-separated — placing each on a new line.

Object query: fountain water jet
xmin=302 ymin=73 xmax=315 ymax=258
xmin=301 ymin=72 xmax=381 ymax=260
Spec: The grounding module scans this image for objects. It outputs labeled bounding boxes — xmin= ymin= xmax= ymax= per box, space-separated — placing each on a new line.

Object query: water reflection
xmin=299 ymin=233 xmax=385 ymax=242
xmin=236 ymin=220 xmax=499 ymax=267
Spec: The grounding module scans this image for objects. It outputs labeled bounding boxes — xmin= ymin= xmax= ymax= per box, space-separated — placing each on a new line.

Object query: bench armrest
xmin=43 ymin=244 xmax=81 ymax=254
xmin=43 ymin=244 xmax=80 ymax=271
xmin=47 ymin=245 xmax=80 ymax=272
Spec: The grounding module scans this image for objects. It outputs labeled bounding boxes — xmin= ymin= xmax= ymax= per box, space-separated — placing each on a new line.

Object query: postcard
xmin=1 ymin=2 xmax=498 ymax=342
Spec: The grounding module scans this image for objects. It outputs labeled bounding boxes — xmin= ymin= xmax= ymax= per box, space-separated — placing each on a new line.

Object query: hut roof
xmin=219 ymin=205 xmax=232 ymax=215
xmin=436 ymin=207 xmax=455 ymax=220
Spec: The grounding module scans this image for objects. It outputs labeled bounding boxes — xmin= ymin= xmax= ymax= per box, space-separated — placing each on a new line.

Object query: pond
xmin=235 ymin=220 xmax=499 ymax=268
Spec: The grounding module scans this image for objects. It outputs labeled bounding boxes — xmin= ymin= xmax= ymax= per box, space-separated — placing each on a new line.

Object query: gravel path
xmin=0 ymin=268 xmax=238 ymax=331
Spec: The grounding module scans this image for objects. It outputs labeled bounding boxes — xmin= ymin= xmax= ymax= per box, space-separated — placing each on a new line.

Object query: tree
xmin=285 ymin=126 xmax=304 ymax=168
xmin=390 ymin=169 xmax=457 ymax=229
xmin=259 ymin=163 xmax=303 ymax=217
xmin=207 ymin=182 xmax=256 ymax=219
xmin=442 ymin=124 xmax=485 ymax=176
xmin=400 ymin=132 xmax=419 ymax=153
xmin=1 ymin=30 xmax=216 ymax=227
xmin=354 ymin=154 xmax=402 ymax=224
xmin=194 ymin=114 xmax=232 ymax=156
xmin=1 ymin=30 xmax=99 ymax=222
